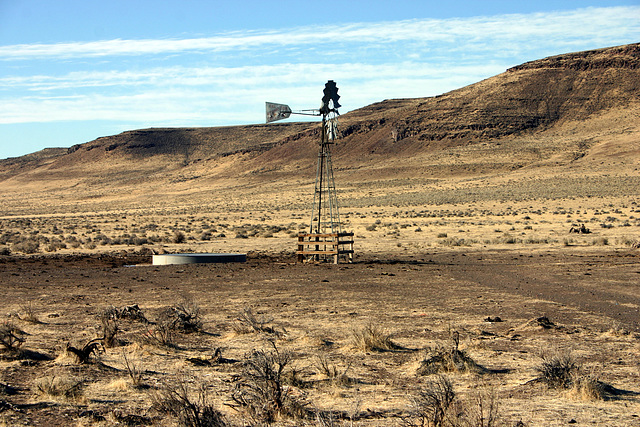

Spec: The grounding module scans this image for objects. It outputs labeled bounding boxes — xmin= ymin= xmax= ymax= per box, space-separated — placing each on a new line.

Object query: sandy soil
xmin=1 ymin=247 xmax=638 ymax=426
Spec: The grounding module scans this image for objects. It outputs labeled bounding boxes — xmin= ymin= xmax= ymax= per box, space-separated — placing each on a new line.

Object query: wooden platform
xmin=297 ymin=232 xmax=354 ymax=264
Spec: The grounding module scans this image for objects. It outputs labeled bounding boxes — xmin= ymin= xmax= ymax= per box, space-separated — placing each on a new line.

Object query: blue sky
xmin=0 ymin=1 xmax=639 ymax=159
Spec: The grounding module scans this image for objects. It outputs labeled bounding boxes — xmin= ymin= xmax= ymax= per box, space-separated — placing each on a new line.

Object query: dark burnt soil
xmin=1 ymin=249 xmax=638 ymax=332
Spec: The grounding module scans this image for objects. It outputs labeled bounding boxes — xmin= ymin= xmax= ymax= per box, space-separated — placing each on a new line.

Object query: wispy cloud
xmin=1 ymin=6 xmax=638 ymax=60
xmin=0 ymin=6 xmax=638 ymax=130
xmin=0 ymin=61 xmax=504 ymax=125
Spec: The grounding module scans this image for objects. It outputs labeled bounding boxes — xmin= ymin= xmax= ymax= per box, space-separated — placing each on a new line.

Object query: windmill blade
xmin=265 ymin=102 xmax=292 ymax=123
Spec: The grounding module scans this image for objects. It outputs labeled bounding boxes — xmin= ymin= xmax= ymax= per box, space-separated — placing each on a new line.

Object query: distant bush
xmin=172 ymin=231 xmax=186 ymax=244
xmin=591 ymin=237 xmax=609 ymax=246
xmin=12 ymin=240 xmax=40 ymax=254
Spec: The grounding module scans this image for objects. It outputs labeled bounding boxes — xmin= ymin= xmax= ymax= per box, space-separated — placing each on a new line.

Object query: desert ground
xmin=1 ymin=196 xmax=639 ymax=426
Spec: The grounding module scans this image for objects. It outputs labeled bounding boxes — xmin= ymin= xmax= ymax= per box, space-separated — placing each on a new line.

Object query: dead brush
xmin=314 ymin=355 xmax=354 ymax=387
xmin=229 ymin=341 xmax=309 ymax=423
xmin=351 ymin=322 xmax=398 ymax=352
xmin=99 ymin=308 xmax=120 ymax=348
xmin=152 ymin=378 xmax=228 ymax=427
xmin=404 ymin=376 xmax=502 ymax=427
xmin=66 ymin=338 xmax=104 ymax=364
xmin=158 ymin=298 xmax=203 ymax=333
xmin=33 ymin=375 xmax=83 ymax=401
xmin=18 ymin=301 xmax=41 ymax=324
xmin=140 ymin=322 xmax=175 ymax=348
xmin=233 ymin=307 xmax=282 ymax=336
xmin=99 ymin=304 xmax=150 ymax=348
xmin=121 ymin=349 xmax=144 ymax=388
xmin=417 ymin=331 xmax=484 ymax=375
xmin=103 ymin=304 xmax=149 ymax=323
xmin=535 ymin=350 xmax=613 ymax=400
xmin=403 ymin=375 xmax=456 ymax=427
xmin=0 ymin=322 xmax=27 ymax=351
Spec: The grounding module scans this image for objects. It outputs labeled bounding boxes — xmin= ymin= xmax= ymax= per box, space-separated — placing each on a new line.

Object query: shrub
xmin=34 ymin=375 xmax=83 ymax=401
xmin=314 ymin=355 xmax=354 ymax=387
xmin=233 ymin=307 xmax=281 ymax=336
xmin=158 ymin=298 xmax=203 ymax=333
xmin=591 ymin=237 xmax=609 ymax=246
xmin=404 ymin=377 xmax=501 ymax=427
xmin=153 ymin=379 xmax=228 ymax=427
xmin=404 ymin=375 xmax=455 ymax=427
xmin=99 ymin=308 xmax=120 ymax=347
xmin=536 ymin=351 xmax=578 ymax=389
xmin=104 ymin=304 xmax=148 ymax=323
xmin=230 ymin=342 xmax=308 ymax=423
xmin=0 ymin=322 xmax=26 ymax=350
xmin=18 ymin=301 xmax=41 ymax=324
xmin=535 ymin=350 xmax=613 ymax=400
xmin=172 ymin=231 xmax=186 ymax=244
xmin=351 ymin=322 xmax=398 ymax=352
xmin=121 ymin=349 xmax=144 ymax=388
xmin=66 ymin=339 xmax=104 ymax=364
xmin=141 ymin=323 xmax=175 ymax=348
xmin=417 ymin=332 xmax=484 ymax=375
xmin=12 ymin=240 xmax=40 ymax=254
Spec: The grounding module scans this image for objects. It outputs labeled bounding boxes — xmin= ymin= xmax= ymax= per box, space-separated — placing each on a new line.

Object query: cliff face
xmin=334 ymin=43 xmax=640 ymax=152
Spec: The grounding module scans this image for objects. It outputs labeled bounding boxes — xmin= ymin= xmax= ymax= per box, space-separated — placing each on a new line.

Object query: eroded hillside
xmin=0 ymin=43 xmax=639 ymax=215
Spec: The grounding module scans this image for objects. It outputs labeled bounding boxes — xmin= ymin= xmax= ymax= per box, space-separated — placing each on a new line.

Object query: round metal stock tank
xmin=152 ymin=253 xmax=246 ymax=265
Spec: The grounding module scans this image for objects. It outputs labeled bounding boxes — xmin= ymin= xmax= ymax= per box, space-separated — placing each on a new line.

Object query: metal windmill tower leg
xmin=310 ymin=116 xmax=342 ymax=235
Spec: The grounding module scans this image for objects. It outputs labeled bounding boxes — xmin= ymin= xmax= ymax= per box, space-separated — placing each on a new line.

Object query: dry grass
xmin=417 ymin=333 xmax=484 ymax=376
xmin=351 ymin=322 xmax=399 ymax=352
xmin=152 ymin=378 xmax=228 ymax=427
xmin=33 ymin=375 xmax=83 ymax=402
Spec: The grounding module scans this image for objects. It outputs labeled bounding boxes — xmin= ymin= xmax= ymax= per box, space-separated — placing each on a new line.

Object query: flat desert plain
xmin=1 ymin=196 xmax=639 ymax=426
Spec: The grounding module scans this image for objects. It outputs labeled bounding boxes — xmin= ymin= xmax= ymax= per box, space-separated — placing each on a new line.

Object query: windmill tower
xmin=265 ymin=80 xmax=354 ymax=263
xmin=312 ymin=80 xmax=341 ymax=235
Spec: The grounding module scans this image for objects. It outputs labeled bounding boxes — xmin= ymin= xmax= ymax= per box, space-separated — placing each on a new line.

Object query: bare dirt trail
xmin=430 ymin=250 xmax=640 ymax=332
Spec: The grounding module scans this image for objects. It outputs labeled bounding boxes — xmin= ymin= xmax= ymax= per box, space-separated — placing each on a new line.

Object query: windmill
xmin=265 ymin=80 xmax=354 ymax=263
